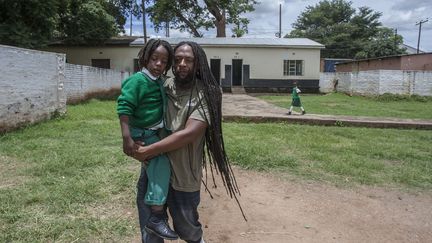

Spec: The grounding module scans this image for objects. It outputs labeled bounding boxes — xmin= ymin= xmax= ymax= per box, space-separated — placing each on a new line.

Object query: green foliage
xmin=57 ymin=0 xmax=119 ymax=45
xmin=355 ymin=27 xmax=406 ymax=59
xmin=147 ymin=0 xmax=258 ymax=37
xmin=0 ymin=0 xmax=58 ymax=48
xmin=287 ymin=0 xmax=406 ymax=58
xmin=0 ymin=0 xmax=123 ymax=48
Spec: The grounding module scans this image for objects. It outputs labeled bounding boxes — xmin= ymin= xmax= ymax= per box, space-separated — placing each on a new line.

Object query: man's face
xmin=174 ymin=44 xmax=195 ymax=84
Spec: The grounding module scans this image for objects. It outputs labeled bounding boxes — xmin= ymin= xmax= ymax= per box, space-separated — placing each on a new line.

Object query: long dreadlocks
xmin=137 ymin=39 xmax=173 ymax=75
xmin=173 ymin=41 xmax=246 ymax=220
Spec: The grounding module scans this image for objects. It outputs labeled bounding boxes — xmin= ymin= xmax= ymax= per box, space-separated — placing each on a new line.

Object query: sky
xmin=125 ymin=0 xmax=432 ymax=52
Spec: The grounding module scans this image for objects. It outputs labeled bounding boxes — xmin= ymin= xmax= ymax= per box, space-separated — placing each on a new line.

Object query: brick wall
xmin=0 ymin=45 xmax=66 ymax=132
xmin=65 ymin=64 xmax=128 ymax=104
xmin=0 ymin=45 xmax=129 ymax=132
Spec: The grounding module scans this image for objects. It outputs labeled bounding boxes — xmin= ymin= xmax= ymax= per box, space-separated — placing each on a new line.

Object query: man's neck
xmin=176 ymin=79 xmax=194 ymax=90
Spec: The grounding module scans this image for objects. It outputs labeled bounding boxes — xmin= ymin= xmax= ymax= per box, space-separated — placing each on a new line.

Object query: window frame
xmin=283 ymin=60 xmax=304 ymax=76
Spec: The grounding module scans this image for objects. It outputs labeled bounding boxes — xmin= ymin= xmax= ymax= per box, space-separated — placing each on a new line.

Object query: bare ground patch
xmin=129 ymin=167 xmax=432 ymax=242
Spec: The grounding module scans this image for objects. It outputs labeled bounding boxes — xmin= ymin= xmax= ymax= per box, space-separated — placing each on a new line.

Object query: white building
xmin=46 ymin=37 xmax=324 ymax=92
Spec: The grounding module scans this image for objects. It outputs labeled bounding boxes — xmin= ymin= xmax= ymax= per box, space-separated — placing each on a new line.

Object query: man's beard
xmin=174 ymin=70 xmax=195 ymax=86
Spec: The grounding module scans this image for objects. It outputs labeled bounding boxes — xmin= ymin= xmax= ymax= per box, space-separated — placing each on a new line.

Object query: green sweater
xmin=292 ymin=86 xmax=300 ymax=99
xmin=117 ymin=72 xmax=165 ymax=128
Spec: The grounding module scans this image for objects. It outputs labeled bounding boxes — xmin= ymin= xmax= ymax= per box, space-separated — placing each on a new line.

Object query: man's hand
xmin=133 ymin=145 xmax=155 ymax=162
xmin=122 ymin=137 xmax=136 ymax=156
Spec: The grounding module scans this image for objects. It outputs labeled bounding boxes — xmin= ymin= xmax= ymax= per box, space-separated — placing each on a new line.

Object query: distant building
xmin=45 ymin=37 xmax=324 ymax=93
xmin=320 ymin=58 xmax=352 ymax=72
xmin=335 ymin=52 xmax=432 ymax=72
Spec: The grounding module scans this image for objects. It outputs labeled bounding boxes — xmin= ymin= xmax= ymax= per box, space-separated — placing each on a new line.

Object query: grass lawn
xmin=1 ymin=99 xmax=431 ymax=241
xmin=258 ymin=93 xmax=432 ymax=119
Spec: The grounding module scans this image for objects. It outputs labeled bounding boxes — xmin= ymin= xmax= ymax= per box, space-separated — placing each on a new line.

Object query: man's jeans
xmin=137 ymin=165 xmax=203 ymax=243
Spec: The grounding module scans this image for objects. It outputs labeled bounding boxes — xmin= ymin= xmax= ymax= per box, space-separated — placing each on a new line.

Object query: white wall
xmin=47 ymin=46 xmax=141 ymax=73
xmin=319 ymin=73 xmax=337 ymax=93
xmin=320 ymin=70 xmax=432 ymax=96
xmin=65 ymin=64 xmax=128 ymax=103
xmin=204 ymin=47 xmax=321 ymax=80
xmin=0 ymin=45 xmax=66 ymax=132
xmin=46 ymin=45 xmax=322 ymax=81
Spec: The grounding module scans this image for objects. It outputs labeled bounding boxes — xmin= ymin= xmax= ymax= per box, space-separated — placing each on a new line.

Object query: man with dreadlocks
xmin=133 ymin=41 xmax=244 ymax=243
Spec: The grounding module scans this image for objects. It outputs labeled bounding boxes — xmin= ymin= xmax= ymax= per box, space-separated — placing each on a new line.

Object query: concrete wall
xmin=319 ymin=72 xmax=337 ymax=93
xmin=0 ymin=45 xmax=66 ymax=132
xmin=320 ymin=70 xmax=432 ymax=96
xmin=65 ymin=64 xmax=128 ymax=103
xmin=204 ymin=47 xmax=321 ymax=81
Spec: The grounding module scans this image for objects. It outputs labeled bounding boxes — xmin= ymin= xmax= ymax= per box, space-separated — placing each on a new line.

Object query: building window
xmin=283 ymin=60 xmax=303 ymax=76
xmin=91 ymin=59 xmax=110 ymax=69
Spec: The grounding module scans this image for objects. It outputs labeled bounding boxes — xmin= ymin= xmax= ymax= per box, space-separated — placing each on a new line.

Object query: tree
xmin=286 ymin=0 xmax=405 ymax=58
xmin=146 ymin=0 xmax=258 ymax=37
xmin=1 ymin=0 xmax=123 ymax=48
xmin=355 ymin=27 xmax=406 ymax=59
xmin=57 ymin=0 xmax=119 ymax=45
xmin=0 ymin=0 xmax=59 ymax=48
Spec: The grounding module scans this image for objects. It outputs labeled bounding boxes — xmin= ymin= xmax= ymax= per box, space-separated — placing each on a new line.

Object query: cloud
xmin=130 ymin=0 xmax=432 ymax=51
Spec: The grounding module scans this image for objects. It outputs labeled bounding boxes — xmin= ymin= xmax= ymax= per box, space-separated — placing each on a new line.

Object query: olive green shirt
xmin=164 ymin=78 xmax=210 ymax=192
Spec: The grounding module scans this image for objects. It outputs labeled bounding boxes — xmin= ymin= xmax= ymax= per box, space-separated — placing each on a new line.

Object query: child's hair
xmin=137 ymin=39 xmax=173 ymax=75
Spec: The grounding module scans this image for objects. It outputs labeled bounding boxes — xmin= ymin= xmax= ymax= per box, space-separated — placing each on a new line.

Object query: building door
xmin=210 ymin=59 xmax=221 ymax=85
xmin=232 ymin=59 xmax=243 ymax=86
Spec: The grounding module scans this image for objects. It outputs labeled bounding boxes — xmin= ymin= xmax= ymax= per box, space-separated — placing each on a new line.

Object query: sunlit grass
xmin=258 ymin=93 xmax=432 ymax=119
xmin=1 ymin=99 xmax=431 ymax=241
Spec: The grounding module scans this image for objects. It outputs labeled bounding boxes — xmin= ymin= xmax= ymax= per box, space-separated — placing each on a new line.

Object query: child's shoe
xmin=302 ymin=110 xmax=306 ymax=115
xmin=287 ymin=111 xmax=292 ymax=115
xmin=145 ymin=215 xmax=178 ymax=240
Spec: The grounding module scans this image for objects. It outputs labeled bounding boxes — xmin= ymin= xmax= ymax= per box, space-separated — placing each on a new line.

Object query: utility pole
xmin=129 ymin=8 xmax=133 ymax=36
xmin=279 ymin=3 xmax=282 ymax=38
xmin=166 ymin=21 xmax=170 ymax=37
xmin=142 ymin=0 xmax=147 ymax=43
xmin=415 ymin=18 xmax=428 ymax=54
xmin=394 ymin=28 xmax=397 ymax=51
xmin=275 ymin=3 xmax=282 ymax=38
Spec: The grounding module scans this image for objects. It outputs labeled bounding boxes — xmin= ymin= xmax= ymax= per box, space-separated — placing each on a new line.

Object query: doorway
xmin=232 ymin=59 xmax=243 ymax=86
xmin=210 ymin=59 xmax=221 ymax=85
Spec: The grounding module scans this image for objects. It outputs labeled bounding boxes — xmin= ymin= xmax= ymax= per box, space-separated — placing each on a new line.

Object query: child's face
xmin=147 ymin=45 xmax=169 ymax=77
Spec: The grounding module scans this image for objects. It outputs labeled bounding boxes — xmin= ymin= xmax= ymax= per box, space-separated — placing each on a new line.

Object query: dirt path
xmin=133 ymin=167 xmax=432 ymax=243
xmin=199 ymin=167 xmax=432 ymax=243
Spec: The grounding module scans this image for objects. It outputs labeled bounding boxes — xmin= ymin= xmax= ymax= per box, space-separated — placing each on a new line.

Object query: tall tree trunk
xmin=205 ymin=0 xmax=226 ymax=37
xmin=215 ymin=13 xmax=226 ymax=37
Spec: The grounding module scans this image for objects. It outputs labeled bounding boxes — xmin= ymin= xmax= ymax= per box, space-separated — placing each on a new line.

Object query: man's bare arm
xmin=133 ymin=118 xmax=207 ymax=161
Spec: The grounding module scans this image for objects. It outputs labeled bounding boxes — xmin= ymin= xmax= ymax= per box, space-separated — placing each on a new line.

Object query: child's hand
xmin=123 ymin=137 xmax=136 ymax=156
